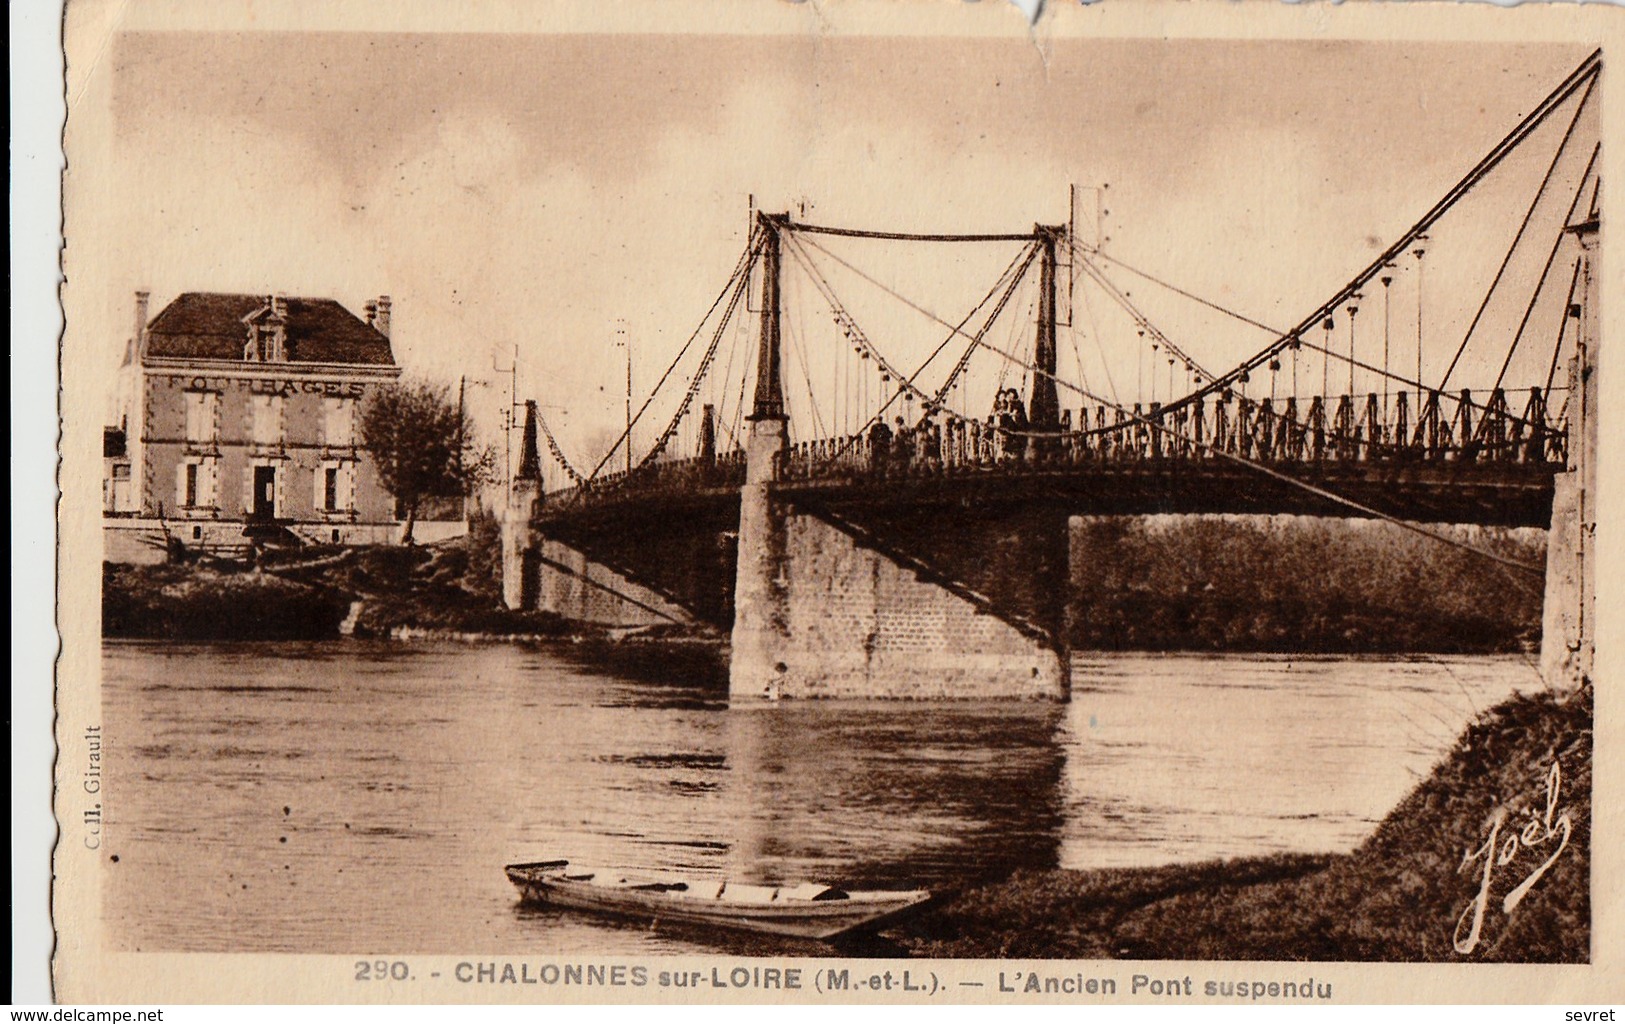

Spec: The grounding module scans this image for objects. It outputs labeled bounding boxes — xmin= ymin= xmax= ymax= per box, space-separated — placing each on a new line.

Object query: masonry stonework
xmin=532 ymin=540 xmax=695 ymax=627
xmin=105 ymin=291 xmax=436 ymax=558
xmin=736 ymin=509 xmax=1068 ymax=700
xmin=728 ymin=416 xmax=793 ymax=697
xmin=1539 ymin=218 xmax=1597 ymax=690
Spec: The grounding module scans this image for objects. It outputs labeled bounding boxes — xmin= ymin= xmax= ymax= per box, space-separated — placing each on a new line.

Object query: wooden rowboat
xmin=504 ymin=860 xmax=931 ymax=940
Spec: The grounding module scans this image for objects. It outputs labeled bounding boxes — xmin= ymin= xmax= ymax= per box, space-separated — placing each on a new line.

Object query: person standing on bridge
xmin=893 ymin=416 xmax=913 ymax=474
xmin=998 ymin=389 xmax=1028 ymax=463
xmin=915 ymin=413 xmax=936 ymax=468
xmin=868 ymin=418 xmax=892 ymax=474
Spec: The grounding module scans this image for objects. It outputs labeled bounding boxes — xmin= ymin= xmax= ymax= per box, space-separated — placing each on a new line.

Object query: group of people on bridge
xmin=554 ymin=386 xmax=1568 ymax=507
xmin=772 ymin=385 xmax=1568 ymax=482
xmin=855 ymin=387 xmax=1073 ymax=475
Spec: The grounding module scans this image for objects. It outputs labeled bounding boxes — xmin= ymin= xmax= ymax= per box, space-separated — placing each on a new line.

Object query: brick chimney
xmin=374 ymin=295 xmax=392 ymax=338
xmin=364 ymin=300 xmax=378 ymax=328
xmin=133 ymin=290 xmax=151 ymax=350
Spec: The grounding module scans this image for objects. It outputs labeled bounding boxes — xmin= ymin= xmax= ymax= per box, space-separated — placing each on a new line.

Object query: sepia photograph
xmin=50 ymin=0 xmax=1620 ymax=1005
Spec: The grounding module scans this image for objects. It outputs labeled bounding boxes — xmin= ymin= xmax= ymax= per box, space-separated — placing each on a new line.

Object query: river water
xmin=100 ymin=640 xmax=1541 ymax=954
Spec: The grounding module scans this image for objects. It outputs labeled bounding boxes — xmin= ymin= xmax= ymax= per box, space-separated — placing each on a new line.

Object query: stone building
xmin=104 ymin=290 xmax=447 ymax=560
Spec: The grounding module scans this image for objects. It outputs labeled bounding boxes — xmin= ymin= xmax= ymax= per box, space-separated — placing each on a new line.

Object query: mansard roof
xmin=143 ymin=292 xmax=396 ymax=366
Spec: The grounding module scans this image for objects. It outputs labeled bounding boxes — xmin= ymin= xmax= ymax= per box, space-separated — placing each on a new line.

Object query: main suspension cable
xmin=794 ymin=230 xmax=1545 ymax=578
xmin=584 ymin=229 xmax=764 ymax=481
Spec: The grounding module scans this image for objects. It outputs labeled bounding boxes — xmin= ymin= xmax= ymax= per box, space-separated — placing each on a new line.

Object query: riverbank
xmin=102 ymin=544 xmax=591 ymax=642
xmin=1068 ymin=516 xmax=1546 ymax=654
xmin=104 ymin=512 xmax=1543 ymax=653
xmin=894 ymin=682 xmax=1590 ymax=962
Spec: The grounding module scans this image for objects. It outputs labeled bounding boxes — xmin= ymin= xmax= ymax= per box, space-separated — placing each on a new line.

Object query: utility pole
xmin=493 ymin=346 xmax=520 ymax=490
xmin=457 ymin=375 xmax=467 ymax=520
xmin=615 ymin=321 xmax=632 ymax=474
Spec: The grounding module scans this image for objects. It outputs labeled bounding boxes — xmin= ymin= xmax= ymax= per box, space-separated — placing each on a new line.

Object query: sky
xmin=96 ymin=32 xmax=1594 ymax=481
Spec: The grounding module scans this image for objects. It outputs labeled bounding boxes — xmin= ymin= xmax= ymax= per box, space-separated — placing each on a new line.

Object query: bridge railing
xmin=778 ymin=386 xmax=1569 ymax=482
xmin=541 ymin=387 xmax=1568 ymax=507
xmin=544 ymin=450 xmax=746 ymax=508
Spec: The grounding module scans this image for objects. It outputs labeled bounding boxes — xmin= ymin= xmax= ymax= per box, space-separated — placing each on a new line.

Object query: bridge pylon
xmin=731 ymin=211 xmax=793 ymax=697
xmin=1540 ymin=214 xmax=1598 ymax=688
xmin=502 ymin=400 xmax=543 ymax=611
xmin=728 ymin=211 xmax=1070 ymax=701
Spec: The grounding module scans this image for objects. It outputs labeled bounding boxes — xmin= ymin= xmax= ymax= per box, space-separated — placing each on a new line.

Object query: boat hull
xmin=505 ymin=862 xmax=929 ymax=941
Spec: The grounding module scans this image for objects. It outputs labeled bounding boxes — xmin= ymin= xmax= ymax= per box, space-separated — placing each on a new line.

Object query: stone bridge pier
xmin=502 ymin=401 xmax=696 ymax=628
xmin=1540 ymin=216 xmax=1598 ymax=689
xmin=728 ymin=412 xmax=1070 ymax=702
xmin=728 ymin=212 xmax=1069 ymax=701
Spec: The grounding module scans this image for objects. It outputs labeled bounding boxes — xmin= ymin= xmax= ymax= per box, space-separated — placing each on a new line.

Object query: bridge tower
xmin=1541 ymin=214 xmax=1598 ymax=688
xmin=729 ymin=211 xmax=1069 ymax=701
xmin=1028 ymin=224 xmax=1064 ymax=430
xmin=502 ymin=400 xmax=543 ymax=610
xmin=731 ymin=212 xmax=793 ymax=697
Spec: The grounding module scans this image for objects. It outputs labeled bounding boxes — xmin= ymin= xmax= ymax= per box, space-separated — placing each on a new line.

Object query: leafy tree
xmin=360 ymin=379 xmax=493 ymax=544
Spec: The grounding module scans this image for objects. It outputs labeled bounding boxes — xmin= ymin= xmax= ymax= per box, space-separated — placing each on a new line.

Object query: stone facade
xmin=727 ymin=413 xmax=1067 ymax=701
xmin=534 ymin=539 xmax=694 ymax=627
xmin=106 ymin=291 xmax=410 ymax=554
xmin=744 ymin=510 xmax=1068 ymax=699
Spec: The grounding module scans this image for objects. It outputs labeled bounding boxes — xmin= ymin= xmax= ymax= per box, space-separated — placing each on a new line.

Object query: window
xmin=315 ymin=461 xmax=353 ymax=514
xmin=252 ymin=394 xmax=284 ymax=444
xmin=185 ymin=391 xmax=218 ymax=443
xmin=177 ymin=458 xmax=217 ymax=511
xmin=245 ymin=324 xmax=285 ymax=362
xmin=323 ymin=397 xmax=355 ymax=447
xmin=260 ymin=327 xmax=284 ymax=362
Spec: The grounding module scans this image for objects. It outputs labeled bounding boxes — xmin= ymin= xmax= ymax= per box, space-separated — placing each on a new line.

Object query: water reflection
xmin=718 ymin=702 xmax=1064 ymax=889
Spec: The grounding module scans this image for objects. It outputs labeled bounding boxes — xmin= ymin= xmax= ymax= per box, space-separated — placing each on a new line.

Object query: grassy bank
xmin=895 ymin=683 xmax=1590 ymax=962
xmin=1070 ymin=516 xmax=1546 ymax=654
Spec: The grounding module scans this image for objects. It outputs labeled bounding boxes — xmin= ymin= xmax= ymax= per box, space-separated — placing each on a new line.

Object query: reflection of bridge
xmin=504 ymin=52 xmax=1599 ymax=700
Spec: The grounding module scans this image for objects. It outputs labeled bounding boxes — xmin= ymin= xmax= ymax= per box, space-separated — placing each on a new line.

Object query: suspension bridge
xmin=502 ymin=51 xmax=1600 ymax=700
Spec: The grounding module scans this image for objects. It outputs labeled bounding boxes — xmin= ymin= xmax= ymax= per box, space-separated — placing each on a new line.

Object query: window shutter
xmin=313 ymin=463 xmax=325 ymax=510
xmin=324 ymin=397 xmax=355 ymax=447
xmin=203 ymin=459 xmax=218 ymax=508
xmin=175 ymin=462 xmax=187 ymax=508
xmin=273 ymin=465 xmax=284 ymax=519
xmin=341 ymin=462 xmax=355 ymax=511
xmin=242 ymin=466 xmax=254 ymax=516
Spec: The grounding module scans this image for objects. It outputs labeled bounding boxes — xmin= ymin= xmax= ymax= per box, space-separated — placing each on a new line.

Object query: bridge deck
xmin=540 ymin=450 xmax=1559 ymax=532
